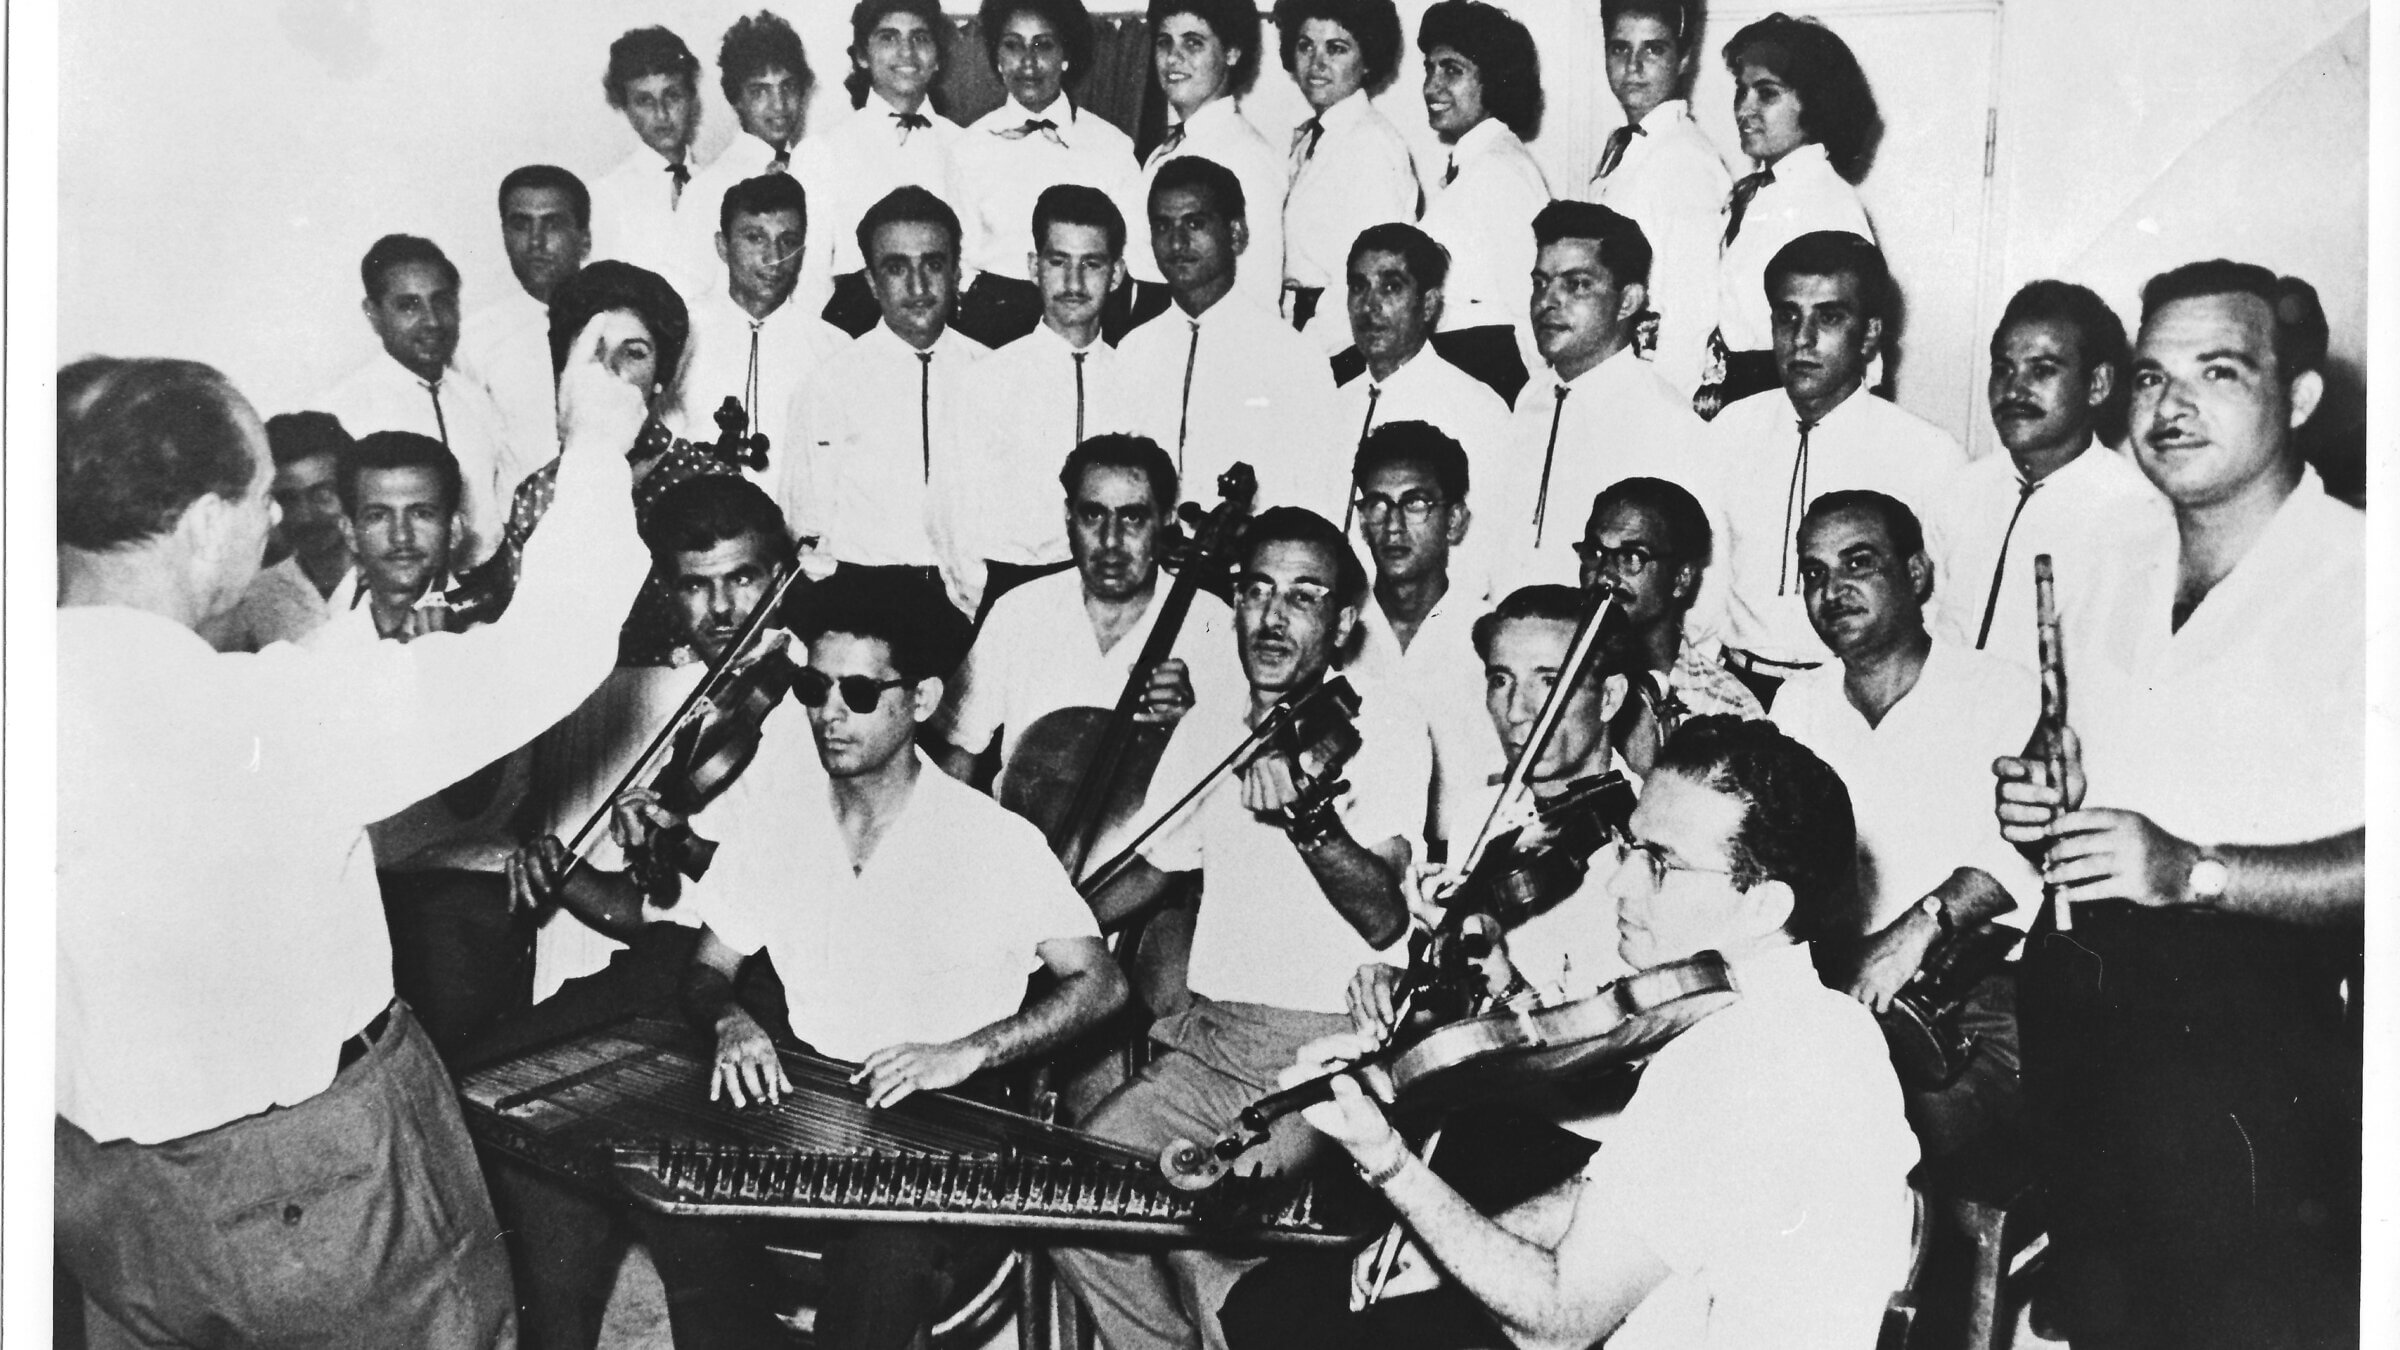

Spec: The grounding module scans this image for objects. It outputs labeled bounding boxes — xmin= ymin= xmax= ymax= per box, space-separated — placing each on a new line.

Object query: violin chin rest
xmin=1158 ymin=1139 xmax=1230 ymax=1191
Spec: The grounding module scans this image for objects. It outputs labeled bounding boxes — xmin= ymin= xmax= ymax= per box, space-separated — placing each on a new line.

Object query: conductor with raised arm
xmin=54 ymin=320 xmax=653 ymax=1344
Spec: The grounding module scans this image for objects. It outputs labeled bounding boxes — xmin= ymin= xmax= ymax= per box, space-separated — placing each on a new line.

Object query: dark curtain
xmin=934 ymin=13 xmax=1157 ymax=144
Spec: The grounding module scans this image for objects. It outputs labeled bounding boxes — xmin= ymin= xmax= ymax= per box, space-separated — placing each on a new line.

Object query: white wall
xmin=58 ymin=0 xmax=2371 ymax=455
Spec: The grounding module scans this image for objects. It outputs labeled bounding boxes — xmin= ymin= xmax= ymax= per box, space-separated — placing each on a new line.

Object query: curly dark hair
xmin=59 ymin=357 xmax=258 ymax=550
xmin=1242 ymin=505 xmax=1368 ymax=607
xmin=1148 ymin=0 xmax=1266 ymax=97
xmin=641 ymin=474 xmax=796 ymax=566
xmin=1653 ymin=714 xmax=1859 ymax=943
xmin=718 ymin=10 xmax=813 ymax=107
xmin=1347 ymin=221 xmax=1449 ymax=292
xmin=1994 ymin=280 xmax=2132 ymax=447
xmin=1721 ymin=13 xmax=1880 ymax=181
xmin=1273 ymin=0 xmax=1406 ymax=95
xmin=2139 ymin=259 xmax=2328 ymax=382
xmin=604 ymin=26 xmax=702 ymax=108
xmin=340 ymin=430 xmax=462 ymax=519
xmin=1353 ymin=419 xmax=1468 ymax=501
xmin=847 ymin=0 xmax=950 ymax=109
xmin=1417 ymin=1 xmax=1544 ymax=140
xmin=546 ymin=260 xmax=691 ymax=387
xmin=978 ymin=0 xmax=1097 ymax=88
xmin=1589 ymin=475 xmax=1711 ymax=566
xmin=1060 ymin=432 xmax=1179 ymax=509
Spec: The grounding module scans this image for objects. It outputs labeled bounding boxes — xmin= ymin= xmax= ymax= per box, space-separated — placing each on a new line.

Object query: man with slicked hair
xmin=462 ymin=164 xmax=592 ymax=458
xmin=589 ymin=25 xmax=719 ymax=295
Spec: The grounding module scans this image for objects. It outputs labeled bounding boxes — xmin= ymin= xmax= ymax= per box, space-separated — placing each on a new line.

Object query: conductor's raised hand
xmin=505 ymin=835 xmax=571 ymax=915
xmin=554 ymin=310 xmax=655 ymax=456
xmin=710 ymin=1006 xmax=791 ymax=1109
xmin=855 ymin=1039 xmax=990 ymax=1109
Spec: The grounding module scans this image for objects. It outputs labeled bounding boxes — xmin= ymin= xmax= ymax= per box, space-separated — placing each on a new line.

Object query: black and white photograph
xmin=13 ymin=0 xmax=2391 ymax=1347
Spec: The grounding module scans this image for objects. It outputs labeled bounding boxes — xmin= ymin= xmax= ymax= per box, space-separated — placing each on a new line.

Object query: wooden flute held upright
xmin=2032 ymin=553 xmax=2072 ymax=930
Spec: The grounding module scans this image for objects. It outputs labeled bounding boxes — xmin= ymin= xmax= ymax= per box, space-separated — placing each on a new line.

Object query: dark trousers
xmin=2020 ymin=903 xmax=2360 ymax=1350
xmin=1286 ymin=285 xmax=1326 ymax=334
xmin=822 ymin=270 xmax=883 ymax=338
xmin=1693 ymin=347 xmax=1780 ymax=421
xmin=954 ymin=273 xmax=1045 ymax=348
xmin=1720 ymin=648 xmax=1810 ymax=712
xmin=1905 ymin=971 xmax=2031 ymax=1194
xmin=1427 ymin=324 xmax=1530 ymax=407
xmin=380 ymin=867 xmax=533 ymax=1066
xmin=57 ymin=1003 xmax=516 ymax=1348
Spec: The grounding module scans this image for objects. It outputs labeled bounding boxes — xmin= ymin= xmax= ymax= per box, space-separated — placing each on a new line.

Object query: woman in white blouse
xmin=1272 ymin=0 xmax=1419 ymax=353
xmin=1414 ymin=0 xmax=1551 ymax=406
xmin=1130 ymin=0 xmax=1289 ymax=316
xmin=1696 ymin=12 xmax=1882 ymax=419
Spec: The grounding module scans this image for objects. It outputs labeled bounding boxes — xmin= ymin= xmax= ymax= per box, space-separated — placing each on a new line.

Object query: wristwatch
xmin=2184 ymin=850 xmax=2230 ymax=907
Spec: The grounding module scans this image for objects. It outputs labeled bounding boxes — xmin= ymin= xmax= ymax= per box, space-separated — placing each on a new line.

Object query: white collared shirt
xmin=1928 ymin=443 xmax=2175 ymax=674
xmin=1282 ymin=89 xmax=1419 ymax=340
xmin=1337 ymin=347 xmax=1515 ymax=593
xmin=792 ymin=91 xmax=963 ymax=309
xmin=1587 ymin=101 xmax=1734 ymax=396
xmin=785 ymin=322 xmax=991 ymax=581
xmin=944 ymin=566 xmax=1246 ymax=772
xmin=1343 ymin=586 xmax=1498 ymax=851
xmin=955 ymin=95 xmax=1144 ymax=282
xmin=458 ymin=286 xmax=559 ymax=467
xmin=57 ymin=420 xmax=648 ymax=1145
xmin=316 ymin=353 xmax=530 ymax=569
xmin=1715 ymin=142 xmax=1874 ymax=354
xmin=1133 ymin=680 xmax=1431 ymax=1013
xmin=1587 ymin=941 xmax=1917 ymax=1350
xmin=1710 ymin=386 xmax=1965 ymax=666
xmin=587 ymin=137 xmax=720 ymax=299
xmin=1113 ymin=294 xmax=1347 ymax=518
xmin=1486 ymin=349 xmax=1724 ymax=620
xmin=671 ymin=283 xmax=849 ymax=508
xmin=1133 ymin=96 xmax=1289 ymax=315
xmin=1773 ymin=640 xmax=2044 ymax=933
xmin=1418 ymin=118 xmax=1553 ymax=334
xmin=953 ymin=320 xmax=1134 ymax=565
xmin=686 ymin=742 xmax=1098 ymax=1061
xmin=2071 ymin=469 xmax=2363 ymax=847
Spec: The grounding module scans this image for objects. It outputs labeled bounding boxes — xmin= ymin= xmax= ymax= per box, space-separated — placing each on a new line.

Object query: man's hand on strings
xmin=505 ymin=835 xmax=571 ymax=915
xmin=854 ymin=1040 xmax=991 ymax=1109
xmin=1239 ymin=748 xmax=1305 ymax=814
xmin=1135 ymin=659 xmax=1197 ymax=725
xmin=710 ymin=1006 xmax=792 ymax=1109
xmin=609 ymin=785 xmax=683 ymax=856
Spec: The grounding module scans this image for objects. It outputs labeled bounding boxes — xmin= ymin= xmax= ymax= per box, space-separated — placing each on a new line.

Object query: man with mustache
xmin=201 ymin=411 xmax=358 ymax=652
xmin=682 ymin=10 xmax=813 ymax=270
xmin=1054 ymin=505 xmax=1432 ymax=1350
xmin=940 ymin=432 xmax=1241 ymax=789
xmin=1928 ymin=281 xmax=2172 ymax=674
xmin=1774 ymin=490 xmax=2038 ymax=1165
xmin=1485 ymin=200 xmax=1718 ymax=600
xmin=1116 ymin=156 xmax=1348 ymax=520
xmin=787 ymin=185 xmax=991 ymax=612
xmin=953 ymin=186 xmax=1141 ymax=611
xmin=1575 ymin=475 xmax=1759 ymax=781
xmin=1708 ymin=230 xmax=1963 ymax=709
xmin=308 ymin=430 xmax=468 ymax=647
xmin=671 ymin=172 xmax=847 ymax=504
xmin=1340 ymin=419 xmax=1494 ymax=851
xmin=318 ymin=233 xmax=531 ymax=568
xmin=1992 ymin=262 xmax=2361 ymax=1349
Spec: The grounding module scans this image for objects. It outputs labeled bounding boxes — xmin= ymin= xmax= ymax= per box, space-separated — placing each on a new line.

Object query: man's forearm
xmin=1088 ymin=858 xmax=1178 ymax=929
xmin=1933 ymin=866 xmax=2018 ymax=928
xmin=959 ymin=966 xmax=1128 ymax=1073
xmin=682 ymin=955 xmax=742 ymax=1032
xmin=1369 ymin=1152 xmax=1591 ymax=1350
xmin=558 ymin=867 xmax=648 ymax=936
xmin=2213 ymin=828 xmax=2364 ymax=926
xmin=1297 ymin=830 xmax=1408 ymax=948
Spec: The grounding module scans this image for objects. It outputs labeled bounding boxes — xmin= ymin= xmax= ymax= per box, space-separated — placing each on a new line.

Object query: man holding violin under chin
xmin=1052 ymin=505 xmax=1432 ymax=1350
xmin=1280 ymin=717 xmax=1918 ymax=1350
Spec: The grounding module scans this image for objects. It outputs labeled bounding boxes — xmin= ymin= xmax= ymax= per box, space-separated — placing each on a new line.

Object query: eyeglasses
xmin=1620 ymin=840 xmax=1739 ymax=891
xmin=792 ymin=668 xmax=910 ymax=713
xmin=1234 ymin=577 xmax=1335 ymax=618
xmin=1354 ymin=491 xmax=1447 ymax=525
xmin=1572 ymin=541 xmax=1661 ymax=575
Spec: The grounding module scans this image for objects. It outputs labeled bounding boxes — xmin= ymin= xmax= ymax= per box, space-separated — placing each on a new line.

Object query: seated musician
xmin=512 ymin=567 xmax=1127 ymax=1350
xmin=1053 ymin=505 xmax=1432 ymax=1350
xmin=1286 ymin=715 xmax=1919 ymax=1350
xmin=1576 ymin=477 xmax=1762 ymax=781
xmin=1773 ymin=490 xmax=2039 ymax=1168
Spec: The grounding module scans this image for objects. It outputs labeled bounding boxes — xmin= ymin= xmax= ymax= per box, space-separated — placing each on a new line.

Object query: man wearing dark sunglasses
xmin=1576 ymin=475 xmax=1758 ymax=778
xmin=1055 ymin=506 xmax=1432 ymax=1350
xmin=1279 ymin=716 xmax=1917 ymax=1350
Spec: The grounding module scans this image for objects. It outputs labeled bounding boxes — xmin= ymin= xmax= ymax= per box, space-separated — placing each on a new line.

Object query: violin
xmin=1159 ymin=952 xmax=1738 ymax=1188
xmin=1000 ymin=463 xmax=1259 ymax=883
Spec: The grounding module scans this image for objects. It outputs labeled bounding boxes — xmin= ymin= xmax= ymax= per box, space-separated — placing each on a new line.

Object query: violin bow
xmin=558 ymin=558 xmax=811 ymax=873
xmin=1455 ymin=592 xmax=1619 ymax=880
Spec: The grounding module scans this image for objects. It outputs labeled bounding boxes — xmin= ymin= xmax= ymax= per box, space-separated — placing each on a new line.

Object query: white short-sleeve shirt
xmin=1586 ymin=942 xmax=1919 ymax=1350
xmin=1772 ymin=639 xmax=2044 ymax=933
xmin=685 ymin=735 xmax=1098 ymax=1061
xmin=1135 ymin=679 xmax=1431 ymax=1013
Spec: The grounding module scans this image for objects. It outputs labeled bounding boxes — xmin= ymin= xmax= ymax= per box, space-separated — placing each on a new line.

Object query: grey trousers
xmin=57 ymin=1001 xmax=517 ymax=1349
xmin=1050 ymin=999 xmax=1350 ymax=1350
